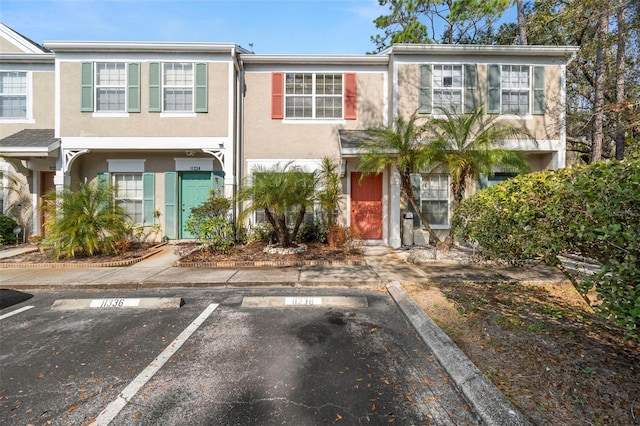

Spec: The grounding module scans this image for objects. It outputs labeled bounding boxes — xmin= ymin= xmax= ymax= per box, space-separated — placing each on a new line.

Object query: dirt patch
xmin=0 ymin=243 xmax=160 ymax=265
xmin=177 ymin=242 xmax=364 ymax=264
xmin=403 ymin=280 xmax=640 ymax=425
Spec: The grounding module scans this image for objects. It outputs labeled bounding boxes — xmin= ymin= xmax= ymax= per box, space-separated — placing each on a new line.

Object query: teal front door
xmin=179 ymin=171 xmax=224 ymax=239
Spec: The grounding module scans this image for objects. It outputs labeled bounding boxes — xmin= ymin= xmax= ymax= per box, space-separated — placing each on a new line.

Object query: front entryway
xmin=179 ymin=171 xmax=224 ymax=239
xmin=350 ymin=172 xmax=383 ymax=240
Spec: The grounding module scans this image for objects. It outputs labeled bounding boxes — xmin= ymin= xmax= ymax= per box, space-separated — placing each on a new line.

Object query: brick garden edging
xmin=175 ymin=259 xmax=368 ymax=268
xmin=0 ymin=244 xmax=166 ymax=269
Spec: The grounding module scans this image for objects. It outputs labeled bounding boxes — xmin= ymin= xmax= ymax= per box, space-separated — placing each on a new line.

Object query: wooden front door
xmin=351 ymin=172 xmax=383 ymax=240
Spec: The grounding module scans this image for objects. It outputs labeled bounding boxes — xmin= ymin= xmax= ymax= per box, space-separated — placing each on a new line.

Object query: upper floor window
xmin=81 ymin=62 xmax=139 ymax=113
xmin=500 ymin=65 xmax=530 ymax=115
xmin=95 ymin=62 xmax=126 ymax=112
xmin=488 ymin=64 xmax=545 ymax=116
xmin=433 ymin=65 xmax=463 ymax=111
xmin=163 ymin=63 xmax=193 ymax=112
xmin=0 ymin=71 xmax=27 ymax=119
xmin=285 ymin=73 xmax=343 ymax=119
xmin=148 ymin=62 xmax=207 ymax=113
xmin=271 ymin=72 xmax=357 ymax=120
xmin=419 ymin=64 xmax=477 ymax=114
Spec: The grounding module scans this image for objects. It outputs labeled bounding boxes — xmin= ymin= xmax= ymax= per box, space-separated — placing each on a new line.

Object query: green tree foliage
xmin=357 ymin=112 xmax=443 ymax=244
xmin=237 ymin=162 xmax=316 ymax=247
xmin=42 ymin=180 xmax=130 ymax=259
xmin=426 ymin=106 xmax=531 ymax=208
xmin=453 ymin=156 xmax=640 ymax=340
xmin=185 ymin=191 xmax=234 ymax=253
xmin=371 ymin=0 xmax=512 ymax=51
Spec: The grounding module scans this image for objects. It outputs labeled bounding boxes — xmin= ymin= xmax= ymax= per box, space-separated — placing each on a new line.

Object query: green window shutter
xmin=149 ymin=62 xmax=161 ymax=112
xmin=96 ymin=172 xmax=109 ymax=187
xmin=418 ymin=64 xmax=432 ymax=114
xmin=464 ymin=64 xmax=478 ymax=114
xmin=81 ymin=62 xmax=94 ymax=112
xmin=194 ymin=63 xmax=208 ymax=113
xmin=487 ymin=64 xmax=501 ymax=114
xmin=142 ymin=172 xmax=155 ymax=226
xmin=164 ymin=172 xmax=177 ymax=239
xmin=127 ymin=63 xmax=141 ymax=113
xmin=533 ymin=66 xmax=545 ymax=115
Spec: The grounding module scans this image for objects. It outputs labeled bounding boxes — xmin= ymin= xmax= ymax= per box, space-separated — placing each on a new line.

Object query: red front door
xmin=351 ymin=172 xmax=383 ymax=240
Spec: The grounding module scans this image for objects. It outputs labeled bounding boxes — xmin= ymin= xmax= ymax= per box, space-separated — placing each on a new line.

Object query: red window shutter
xmin=271 ymin=72 xmax=284 ymax=119
xmin=344 ymin=73 xmax=357 ymax=120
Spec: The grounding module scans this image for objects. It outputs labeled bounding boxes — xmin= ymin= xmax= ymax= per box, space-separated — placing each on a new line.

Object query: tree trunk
xmin=615 ymin=4 xmax=626 ymax=160
xmin=517 ymin=0 xmax=528 ymax=45
xmin=591 ymin=4 xmax=609 ymax=163
xmin=292 ymin=205 xmax=306 ymax=243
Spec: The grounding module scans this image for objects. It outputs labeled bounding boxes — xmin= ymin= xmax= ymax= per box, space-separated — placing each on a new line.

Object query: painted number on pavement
xmin=285 ymin=297 xmax=322 ymax=306
xmin=90 ymin=298 xmax=141 ymax=308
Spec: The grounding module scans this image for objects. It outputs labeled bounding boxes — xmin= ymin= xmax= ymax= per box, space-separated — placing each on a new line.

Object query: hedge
xmin=452 ymin=156 xmax=640 ymax=340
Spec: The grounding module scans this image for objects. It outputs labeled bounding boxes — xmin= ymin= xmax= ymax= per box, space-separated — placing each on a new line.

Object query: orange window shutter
xmin=271 ymin=72 xmax=284 ymax=119
xmin=344 ymin=73 xmax=357 ymax=120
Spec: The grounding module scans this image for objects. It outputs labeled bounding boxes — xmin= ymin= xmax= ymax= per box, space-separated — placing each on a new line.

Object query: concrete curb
xmin=386 ymin=281 xmax=531 ymax=426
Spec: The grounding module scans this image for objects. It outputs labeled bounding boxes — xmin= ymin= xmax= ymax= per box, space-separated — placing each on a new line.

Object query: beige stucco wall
xmin=59 ymin=61 xmax=231 ymax=137
xmin=0 ymin=36 xmax=25 ymax=54
xmin=243 ymin=71 xmax=385 ymax=161
xmin=0 ymin=70 xmax=55 ymax=138
xmin=396 ymin=63 xmax=562 ymax=141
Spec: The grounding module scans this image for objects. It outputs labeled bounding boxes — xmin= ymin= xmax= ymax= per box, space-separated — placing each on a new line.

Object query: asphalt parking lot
xmin=0 ymin=288 xmax=479 ymax=425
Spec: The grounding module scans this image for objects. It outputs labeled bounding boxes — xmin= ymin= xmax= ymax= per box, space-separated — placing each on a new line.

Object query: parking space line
xmin=0 ymin=305 xmax=34 ymax=320
xmin=93 ymin=303 xmax=219 ymax=425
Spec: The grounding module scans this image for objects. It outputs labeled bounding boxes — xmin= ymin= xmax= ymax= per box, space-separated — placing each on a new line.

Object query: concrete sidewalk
xmin=0 ymin=245 xmax=430 ymax=290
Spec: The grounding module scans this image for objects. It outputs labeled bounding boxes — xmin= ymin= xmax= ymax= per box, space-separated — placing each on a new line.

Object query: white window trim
xmin=94 ymin=62 xmax=127 ymax=113
xmin=499 ymin=65 xmax=532 ymax=117
xmin=0 ymin=71 xmax=33 ymax=123
xmin=162 ymin=62 xmax=195 ymax=113
xmin=107 ymin=159 xmax=145 ymax=173
xmin=432 ymin=64 xmax=463 ymax=112
xmin=284 ymin=73 xmax=344 ymax=120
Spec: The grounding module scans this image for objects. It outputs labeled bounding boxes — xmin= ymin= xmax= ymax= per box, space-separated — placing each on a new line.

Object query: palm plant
xmin=237 ymin=162 xmax=316 ymax=247
xmin=42 ymin=180 xmax=130 ymax=259
xmin=426 ymin=107 xmax=532 ymax=209
xmin=317 ymin=156 xmax=343 ymax=228
xmin=357 ymin=112 xmax=443 ymax=244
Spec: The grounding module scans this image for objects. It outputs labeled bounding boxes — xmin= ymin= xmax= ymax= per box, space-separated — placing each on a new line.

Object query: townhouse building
xmin=0 ymin=23 xmax=578 ymax=247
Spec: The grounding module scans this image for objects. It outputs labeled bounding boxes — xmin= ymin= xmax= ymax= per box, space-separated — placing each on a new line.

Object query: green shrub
xmin=297 ymin=221 xmax=327 ymax=243
xmin=42 ymin=180 xmax=130 ymax=259
xmin=247 ymin=222 xmax=277 ymax=244
xmin=185 ymin=192 xmax=234 ymax=253
xmin=0 ymin=214 xmax=19 ymax=245
xmin=453 ymin=156 xmax=640 ymax=340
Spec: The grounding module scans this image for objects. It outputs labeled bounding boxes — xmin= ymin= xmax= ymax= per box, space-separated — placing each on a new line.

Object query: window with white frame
xmin=163 ymin=63 xmax=193 ymax=112
xmin=0 ymin=71 xmax=27 ymax=118
xmin=95 ymin=63 xmax=126 ymax=112
xmin=285 ymin=73 xmax=342 ymax=119
xmin=421 ymin=174 xmax=449 ymax=226
xmin=501 ymin=65 xmax=530 ymax=115
xmin=433 ymin=65 xmax=463 ymax=111
xmin=113 ymin=173 xmax=143 ymax=224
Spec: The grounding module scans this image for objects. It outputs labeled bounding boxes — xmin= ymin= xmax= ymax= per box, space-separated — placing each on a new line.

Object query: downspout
xmin=233 ymin=48 xmax=245 ymax=230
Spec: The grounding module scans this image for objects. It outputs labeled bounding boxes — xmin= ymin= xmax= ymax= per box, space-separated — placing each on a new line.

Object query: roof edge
xmin=385 ymin=43 xmax=580 ymax=57
xmin=44 ymin=41 xmax=251 ymax=54
xmin=241 ymin=54 xmax=388 ymax=65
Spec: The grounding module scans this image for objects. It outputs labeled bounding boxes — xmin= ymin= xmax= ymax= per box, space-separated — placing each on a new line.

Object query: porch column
xmin=389 ymin=169 xmax=401 ymax=248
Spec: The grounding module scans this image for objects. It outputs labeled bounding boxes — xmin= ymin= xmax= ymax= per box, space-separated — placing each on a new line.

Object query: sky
xmin=0 ymin=0 xmax=387 ymax=55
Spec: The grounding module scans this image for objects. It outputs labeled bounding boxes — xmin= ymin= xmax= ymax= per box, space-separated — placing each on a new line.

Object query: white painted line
xmin=0 ymin=305 xmax=34 ymax=320
xmin=92 ymin=303 xmax=219 ymax=425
